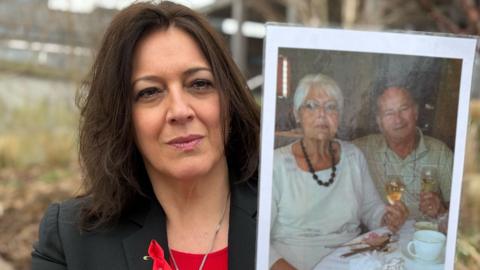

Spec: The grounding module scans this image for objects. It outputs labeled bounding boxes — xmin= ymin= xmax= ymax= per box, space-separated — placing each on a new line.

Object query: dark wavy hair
xmin=77 ymin=1 xmax=260 ymax=230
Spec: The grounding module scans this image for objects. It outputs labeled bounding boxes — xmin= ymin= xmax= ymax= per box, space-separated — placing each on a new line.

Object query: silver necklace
xmin=169 ymin=192 xmax=230 ymax=270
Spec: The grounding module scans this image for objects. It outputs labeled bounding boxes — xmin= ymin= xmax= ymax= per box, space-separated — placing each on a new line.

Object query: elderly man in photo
xmin=354 ymin=86 xmax=452 ymax=220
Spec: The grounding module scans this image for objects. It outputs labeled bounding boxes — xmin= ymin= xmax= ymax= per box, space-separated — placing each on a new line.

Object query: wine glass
xmin=421 ymin=166 xmax=438 ymax=193
xmin=385 ymin=175 xmax=405 ymax=205
xmin=419 ymin=166 xmax=440 ymax=223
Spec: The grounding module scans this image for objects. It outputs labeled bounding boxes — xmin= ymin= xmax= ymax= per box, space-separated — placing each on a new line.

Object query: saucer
xmin=400 ymin=242 xmax=445 ymax=265
xmin=414 ymin=221 xmax=438 ymax=231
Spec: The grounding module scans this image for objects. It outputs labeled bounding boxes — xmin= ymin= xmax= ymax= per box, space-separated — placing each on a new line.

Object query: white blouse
xmin=270 ymin=140 xmax=386 ymax=270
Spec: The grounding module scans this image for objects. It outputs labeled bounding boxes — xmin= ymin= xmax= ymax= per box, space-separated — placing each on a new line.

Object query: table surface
xmin=313 ymin=220 xmax=445 ymax=270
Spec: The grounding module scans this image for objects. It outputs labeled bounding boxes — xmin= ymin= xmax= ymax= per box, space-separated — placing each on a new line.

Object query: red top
xmin=169 ymin=247 xmax=228 ymax=270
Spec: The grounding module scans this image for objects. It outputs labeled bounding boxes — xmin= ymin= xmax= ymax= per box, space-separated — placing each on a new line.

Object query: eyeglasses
xmin=380 ymin=104 xmax=413 ymax=119
xmin=301 ymin=100 xmax=338 ymax=114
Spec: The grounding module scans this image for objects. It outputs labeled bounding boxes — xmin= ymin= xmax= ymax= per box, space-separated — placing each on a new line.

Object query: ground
xmin=0 ymin=165 xmax=81 ymax=270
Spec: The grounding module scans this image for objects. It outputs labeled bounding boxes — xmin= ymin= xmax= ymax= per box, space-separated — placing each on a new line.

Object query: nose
xmin=391 ymin=111 xmax=404 ymax=124
xmin=166 ymin=88 xmax=194 ymax=125
xmin=315 ymin=105 xmax=326 ymax=118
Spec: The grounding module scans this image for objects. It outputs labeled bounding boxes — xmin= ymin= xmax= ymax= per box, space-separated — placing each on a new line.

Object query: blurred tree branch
xmin=252 ymin=0 xmax=480 ymax=36
xmin=250 ymin=0 xmax=339 ymax=26
xmin=416 ymin=0 xmax=480 ymax=35
xmin=460 ymin=0 xmax=480 ymax=34
xmin=416 ymin=0 xmax=461 ymax=32
xmin=245 ymin=0 xmax=283 ymax=21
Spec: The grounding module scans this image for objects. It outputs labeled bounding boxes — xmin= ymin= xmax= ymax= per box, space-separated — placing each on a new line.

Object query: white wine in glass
xmin=385 ymin=175 xmax=405 ymax=205
xmin=421 ymin=166 xmax=438 ymax=193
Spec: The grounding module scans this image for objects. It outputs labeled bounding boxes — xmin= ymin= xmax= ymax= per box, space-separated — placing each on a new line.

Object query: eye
xmin=324 ymin=102 xmax=338 ymax=113
xmin=134 ymin=87 xmax=163 ymax=101
xmin=383 ymin=111 xmax=395 ymax=118
xmin=190 ymin=79 xmax=214 ymax=91
xmin=399 ymin=105 xmax=410 ymax=112
xmin=303 ymin=100 xmax=318 ymax=110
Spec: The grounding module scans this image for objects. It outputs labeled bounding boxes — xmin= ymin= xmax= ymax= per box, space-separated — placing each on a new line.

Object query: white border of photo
xmin=257 ymin=24 xmax=478 ymax=270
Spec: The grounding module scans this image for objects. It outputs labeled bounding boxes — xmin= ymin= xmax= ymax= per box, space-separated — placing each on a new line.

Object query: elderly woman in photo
xmin=270 ymin=73 xmax=409 ymax=270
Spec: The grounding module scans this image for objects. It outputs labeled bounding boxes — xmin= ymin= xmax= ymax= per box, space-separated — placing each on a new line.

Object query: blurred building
xmin=0 ymin=0 xmax=118 ymax=73
xmin=0 ymin=0 xmax=475 ymax=94
xmin=0 ymin=0 xmax=271 ymax=81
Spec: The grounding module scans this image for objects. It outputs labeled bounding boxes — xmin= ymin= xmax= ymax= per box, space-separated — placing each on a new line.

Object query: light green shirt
xmin=353 ymin=129 xmax=453 ymax=220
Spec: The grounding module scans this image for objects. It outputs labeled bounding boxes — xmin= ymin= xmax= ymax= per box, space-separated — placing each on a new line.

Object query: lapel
xmin=122 ymin=199 xmax=170 ymax=270
xmin=121 ymin=180 xmax=258 ymax=270
xmin=228 ymin=181 xmax=258 ymax=270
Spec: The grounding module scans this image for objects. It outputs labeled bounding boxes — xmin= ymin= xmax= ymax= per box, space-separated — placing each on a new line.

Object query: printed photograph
xmin=257 ymin=25 xmax=477 ymax=270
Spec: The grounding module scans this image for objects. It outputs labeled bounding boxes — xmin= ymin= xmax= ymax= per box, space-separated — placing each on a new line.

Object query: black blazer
xmin=31 ymin=182 xmax=257 ymax=270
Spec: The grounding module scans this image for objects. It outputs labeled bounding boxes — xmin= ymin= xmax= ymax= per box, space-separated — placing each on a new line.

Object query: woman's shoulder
xmin=32 ymin=195 xmax=156 ymax=269
xmin=274 ymin=141 xmax=295 ymax=155
xmin=232 ymin=178 xmax=257 ymax=200
xmin=32 ymin=197 xmax=91 ymax=268
xmin=42 ymin=197 xmax=88 ymax=226
xmin=35 ymin=197 xmax=95 ymax=247
xmin=37 ymin=195 xmax=150 ymax=237
xmin=231 ymin=180 xmax=257 ymax=219
xmin=337 ymin=139 xmax=363 ymax=157
xmin=273 ymin=141 xmax=299 ymax=172
xmin=273 ymin=141 xmax=296 ymax=163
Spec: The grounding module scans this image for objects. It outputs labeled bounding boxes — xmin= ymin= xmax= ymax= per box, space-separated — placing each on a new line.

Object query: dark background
xmin=275 ymin=47 xmax=462 ymax=151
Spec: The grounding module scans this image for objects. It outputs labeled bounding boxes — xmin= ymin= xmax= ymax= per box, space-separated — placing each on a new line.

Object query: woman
xmin=31 ymin=2 xmax=259 ymax=270
xmin=270 ymin=74 xmax=408 ymax=270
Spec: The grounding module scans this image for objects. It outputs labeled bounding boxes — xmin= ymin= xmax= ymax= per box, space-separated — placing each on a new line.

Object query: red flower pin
xmin=145 ymin=240 xmax=173 ymax=270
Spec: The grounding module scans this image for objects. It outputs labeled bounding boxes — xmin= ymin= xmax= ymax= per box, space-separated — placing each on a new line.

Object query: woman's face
xmin=131 ymin=27 xmax=225 ymax=181
xmin=299 ymin=87 xmax=339 ymax=141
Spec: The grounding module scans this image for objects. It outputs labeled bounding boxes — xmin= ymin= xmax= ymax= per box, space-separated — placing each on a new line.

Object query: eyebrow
xmin=131 ymin=67 xmax=212 ymax=85
xmin=382 ymin=103 xmax=411 ymax=112
xmin=304 ymin=98 xmax=337 ymax=103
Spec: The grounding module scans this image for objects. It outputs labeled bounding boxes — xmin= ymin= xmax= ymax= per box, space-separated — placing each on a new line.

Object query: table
xmin=313 ymin=220 xmax=445 ymax=270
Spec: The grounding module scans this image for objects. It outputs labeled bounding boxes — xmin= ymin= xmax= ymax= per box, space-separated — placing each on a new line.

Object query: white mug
xmin=407 ymin=230 xmax=446 ymax=262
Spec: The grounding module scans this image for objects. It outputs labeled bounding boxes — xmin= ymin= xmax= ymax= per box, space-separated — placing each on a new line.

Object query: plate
xmin=400 ymin=242 xmax=445 ymax=265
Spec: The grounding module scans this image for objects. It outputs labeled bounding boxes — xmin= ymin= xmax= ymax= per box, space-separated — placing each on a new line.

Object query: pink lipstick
xmin=167 ymin=135 xmax=203 ymax=151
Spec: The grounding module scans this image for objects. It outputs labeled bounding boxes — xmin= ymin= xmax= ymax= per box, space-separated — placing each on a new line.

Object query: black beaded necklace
xmin=300 ymin=140 xmax=336 ymax=187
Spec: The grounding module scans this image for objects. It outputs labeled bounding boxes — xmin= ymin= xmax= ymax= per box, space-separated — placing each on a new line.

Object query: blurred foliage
xmin=0 ymin=59 xmax=85 ymax=81
xmin=0 ymin=71 xmax=80 ymax=269
xmin=0 ymin=97 xmax=78 ymax=169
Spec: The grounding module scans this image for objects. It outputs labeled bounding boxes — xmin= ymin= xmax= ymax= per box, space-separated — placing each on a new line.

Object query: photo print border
xmin=256 ymin=25 xmax=477 ymax=270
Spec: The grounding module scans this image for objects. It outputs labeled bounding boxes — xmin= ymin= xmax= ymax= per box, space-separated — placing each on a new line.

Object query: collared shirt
xmin=353 ymin=128 xmax=453 ymax=220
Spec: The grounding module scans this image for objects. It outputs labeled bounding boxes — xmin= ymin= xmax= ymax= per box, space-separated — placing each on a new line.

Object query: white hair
xmin=293 ymin=73 xmax=344 ymax=122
